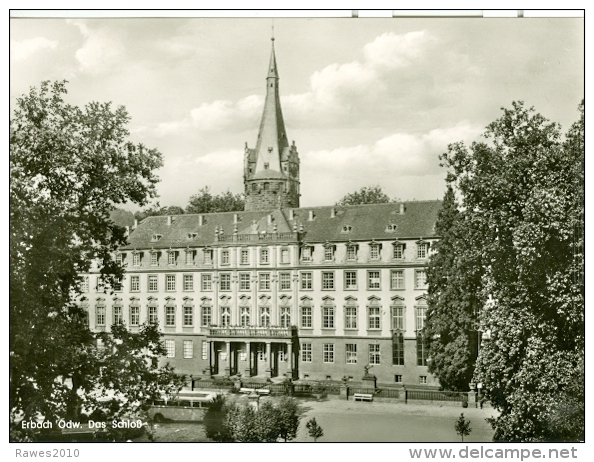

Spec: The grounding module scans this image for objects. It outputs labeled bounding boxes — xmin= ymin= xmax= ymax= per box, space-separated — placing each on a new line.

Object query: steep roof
xmin=122 ymin=201 xmax=441 ymax=250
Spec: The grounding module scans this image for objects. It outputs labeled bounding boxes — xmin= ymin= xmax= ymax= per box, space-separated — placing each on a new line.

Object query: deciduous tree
xmin=186 ymin=186 xmax=244 ymax=214
xmin=438 ymin=101 xmax=584 ymax=442
xmin=335 ymin=185 xmax=396 ymax=206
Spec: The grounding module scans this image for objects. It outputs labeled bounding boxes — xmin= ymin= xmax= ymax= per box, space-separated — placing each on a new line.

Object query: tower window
xmin=264 ymin=162 xmax=270 ymax=169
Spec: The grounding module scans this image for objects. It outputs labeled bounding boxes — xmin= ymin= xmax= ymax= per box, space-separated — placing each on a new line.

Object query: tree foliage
xmin=435 ymin=101 xmax=584 ymax=442
xmin=305 ymin=417 xmax=324 ymax=442
xmin=425 ymin=186 xmax=483 ymax=391
xmin=134 ymin=204 xmax=185 ymax=222
xmin=335 ymin=185 xmax=396 ymax=206
xmin=455 ymin=413 xmax=472 ymax=442
xmin=203 ymin=395 xmax=302 ymax=442
xmin=9 ymin=80 xmax=184 ymax=440
xmin=186 ymin=186 xmax=245 ymax=214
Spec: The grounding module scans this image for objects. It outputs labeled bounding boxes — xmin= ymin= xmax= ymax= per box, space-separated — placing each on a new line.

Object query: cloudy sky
xmin=10 ymin=15 xmax=584 ymax=209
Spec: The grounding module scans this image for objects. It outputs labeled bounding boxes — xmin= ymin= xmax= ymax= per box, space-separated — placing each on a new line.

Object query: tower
xmin=244 ymin=37 xmax=300 ymax=211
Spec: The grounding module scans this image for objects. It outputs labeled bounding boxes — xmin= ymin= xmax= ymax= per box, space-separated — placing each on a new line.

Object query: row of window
xmin=82 ymin=269 xmax=427 ymax=293
xmin=299 ymin=337 xmax=427 ymax=366
xmin=164 ymin=339 xmax=209 ymax=359
xmin=92 ymin=301 xmax=427 ymax=332
xmin=115 ymin=242 xmax=430 ymax=268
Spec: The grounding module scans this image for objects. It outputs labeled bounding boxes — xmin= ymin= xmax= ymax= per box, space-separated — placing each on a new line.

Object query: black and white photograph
xmin=10 ymin=9 xmax=585 ymax=451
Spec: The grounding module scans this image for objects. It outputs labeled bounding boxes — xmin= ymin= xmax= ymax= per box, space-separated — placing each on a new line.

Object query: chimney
xmin=330 ymin=207 xmax=336 ymax=218
xmin=233 ymin=213 xmax=238 ymax=224
xmin=198 ymin=215 xmax=204 ymax=226
xmin=133 ymin=219 xmax=138 ymax=229
xmin=167 ymin=215 xmax=172 ymax=226
xmin=293 ymin=222 xmax=297 ymax=232
xmin=399 ymin=203 xmax=405 ymax=215
xmin=289 ymin=209 xmax=294 ymax=220
xmin=125 ymin=226 xmax=130 ymax=237
xmin=267 ymin=214 xmax=273 ymax=225
xmin=308 ymin=210 xmax=314 ymax=221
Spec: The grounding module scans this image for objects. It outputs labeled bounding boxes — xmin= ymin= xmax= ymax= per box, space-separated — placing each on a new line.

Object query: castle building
xmin=81 ymin=39 xmax=441 ymax=387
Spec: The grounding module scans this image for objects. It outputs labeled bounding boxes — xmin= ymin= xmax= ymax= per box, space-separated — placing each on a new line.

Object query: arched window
xmin=367 ymin=297 xmax=382 ymax=330
xmin=147 ymin=297 xmax=159 ymax=325
xmin=183 ymin=297 xmax=194 ymax=327
xmin=129 ymin=298 xmax=140 ymax=326
xmin=165 ymin=298 xmax=176 ymax=327
xmin=200 ymin=297 xmax=212 ymax=327
xmin=344 ymin=297 xmax=358 ymax=329
xmin=321 ymin=297 xmax=335 ymax=329
xmin=300 ymin=297 xmax=313 ymax=328
xmin=95 ymin=298 xmax=106 ymax=327
xmin=259 ymin=297 xmax=271 ymax=327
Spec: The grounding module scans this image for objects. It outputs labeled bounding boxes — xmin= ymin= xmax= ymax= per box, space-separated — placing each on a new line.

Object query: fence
xmin=406 ymin=389 xmax=466 ymax=402
xmin=192 ymin=379 xmax=234 ymax=391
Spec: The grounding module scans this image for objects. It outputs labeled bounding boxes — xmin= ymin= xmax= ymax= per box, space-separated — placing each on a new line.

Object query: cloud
xmin=11 ymin=37 xmax=58 ymax=61
xmin=67 ymin=20 xmax=125 ymax=74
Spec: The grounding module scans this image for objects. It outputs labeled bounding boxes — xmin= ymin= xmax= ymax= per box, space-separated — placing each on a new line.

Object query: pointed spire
xmin=267 ymin=36 xmax=279 ymax=79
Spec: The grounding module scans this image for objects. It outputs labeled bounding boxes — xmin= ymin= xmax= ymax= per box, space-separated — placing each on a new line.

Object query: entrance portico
xmin=207 ymin=326 xmax=296 ymax=379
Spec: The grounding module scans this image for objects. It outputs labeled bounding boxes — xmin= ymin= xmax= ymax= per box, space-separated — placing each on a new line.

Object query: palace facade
xmin=81 ymin=39 xmax=441 ymax=387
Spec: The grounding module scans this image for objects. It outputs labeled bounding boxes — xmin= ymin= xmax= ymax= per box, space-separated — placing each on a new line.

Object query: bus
xmin=148 ymin=392 xmax=218 ymax=422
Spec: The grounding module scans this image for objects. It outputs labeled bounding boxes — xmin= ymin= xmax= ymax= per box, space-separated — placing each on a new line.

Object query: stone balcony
xmin=208 ymin=326 xmax=294 ymax=338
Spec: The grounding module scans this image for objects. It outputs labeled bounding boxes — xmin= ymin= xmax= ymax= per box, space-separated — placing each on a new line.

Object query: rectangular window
xmin=323 ymin=344 xmax=335 ymax=363
xmin=280 ymin=248 xmax=290 ymax=264
xmin=183 ymin=274 xmax=194 ymax=291
xmin=166 ymin=306 xmax=176 ymax=327
xmin=202 ymin=340 xmax=208 ymax=360
xmin=301 ymin=306 xmax=312 ymax=328
xmin=221 ymin=306 xmax=231 ymax=327
xmin=345 ymin=305 xmax=357 ymax=329
xmin=183 ymin=340 xmax=193 ymax=359
xmin=370 ymin=244 xmax=380 ymax=260
xmin=260 ymin=248 xmax=269 ymax=264
xmin=240 ymin=306 xmax=250 ymax=327
xmin=148 ymin=306 xmax=158 ymax=324
xmin=322 ymin=272 xmax=334 ymax=290
xmin=323 ymin=305 xmax=335 ymax=329
xmin=344 ymin=271 xmax=357 ymax=289
xmin=324 ymin=246 xmax=334 ymax=261
xmin=415 ymin=305 xmax=427 ymax=332
xmin=391 ymin=305 xmax=405 ymax=330
xmin=150 ymin=252 xmax=158 ymax=266
xmin=201 ymin=273 xmax=212 ymax=291
xmin=419 ymin=375 xmax=427 ymax=384
xmin=133 ymin=253 xmax=141 ymax=267
xmin=241 ymin=249 xmax=249 ymax=265
xmin=259 ymin=273 xmax=270 ymax=291
xmin=279 ymin=272 xmax=291 ymax=290
xmin=113 ymin=277 xmax=122 ymax=292
xmin=221 ymin=250 xmax=230 ymax=265
xmin=368 ymin=306 xmax=381 ymax=330
xmin=201 ymin=305 xmax=212 ymax=326
xmin=257 ymin=344 xmax=266 ymax=361
xmin=183 ymin=305 xmax=193 ymax=326
xmin=395 ymin=374 xmax=403 ymax=383
xmin=130 ymin=305 xmax=140 ymax=326
xmin=417 ymin=337 xmax=427 ymax=366
xmin=393 ymin=333 xmax=404 ymax=365
xmin=96 ymin=277 xmax=104 ymax=293
xmin=346 ymin=343 xmax=357 ymax=364
xmin=417 ymin=243 xmax=428 ymax=259
xmin=148 ymin=275 xmax=158 ymax=292
xmin=301 ymin=247 xmax=312 ymax=262
xmin=116 ymin=253 xmax=123 ymax=266
xmin=166 ymin=274 xmax=176 ymax=291
xmin=369 ymin=344 xmax=381 ymax=365
xmin=300 ymin=272 xmax=313 ymax=290
xmin=80 ymin=276 xmax=89 ymax=293
xmin=204 ymin=249 xmax=213 ymax=264
xmin=301 ymin=343 xmax=312 ymax=362
xmin=185 ymin=250 xmax=194 ymax=265
xmin=346 ymin=245 xmax=357 ymax=260
xmin=415 ymin=270 xmax=427 ymax=289
xmin=259 ymin=306 xmax=270 ymax=327
xmin=96 ymin=306 xmax=106 ymax=326
xmin=280 ymin=306 xmax=290 ymax=328
xmin=113 ymin=306 xmax=123 ymax=325
xmin=168 ymin=251 xmax=177 ymax=265
xmin=165 ymin=340 xmax=175 ymax=358
xmin=393 ymin=244 xmax=404 ymax=259
xmin=220 ymin=274 xmax=231 ymax=291
xmin=239 ymin=273 xmax=251 ymax=291
xmin=391 ymin=270 xmax=404 ymax=290
xmin=130 ymin=275 xmax=140 ymax=292
xmin=368 ymin=270 xmax=381 ymax=290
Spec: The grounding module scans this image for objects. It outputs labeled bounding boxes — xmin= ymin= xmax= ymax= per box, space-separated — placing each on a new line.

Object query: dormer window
xmin=341 ymin=225 xmax=352 ymax=234
xmin=187 ymin=233 xmax=198 ymax=240
xmin=392 ymin=242 xmax=405 ymax=259
xmin=324 ymin=243 xmax=335 ymax=261
xmin=370 ymin=242 xmax=381 ymax=260
xmin=167 ymin=250 xmax=178 ymax=266
xmin=301 ymin=246 xmax=313 ymax=262
xmin=132 ymin=251 xmax=142 ymax=266
xmin=346 ymin=244 xmax=358 ymax=260
xmin=150 ymin=251 xmax=159 ymax=266
xmin=204 ymin=248 xmax=213 ymax=264
xmin=417 ymin=241 xmax=430 ymax=259
xmin=151 ymin=234 xmax=162 ymax=242
xmin=385 ymin=223 xmax=398 ymax=232
xmin=185 ymin=249 xmax=195 ymax=265
xmin=115 ymin=253 xmax=124 ymax=265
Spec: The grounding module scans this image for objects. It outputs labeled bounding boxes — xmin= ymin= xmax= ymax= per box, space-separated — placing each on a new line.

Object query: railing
xmin=191 ymin=379 xmax=234 ymax=391
xmin=208 ymin=326 xmax=293 ymax=338
xmin=407 ymin=389 xmax=466 ymax=402
xmin=216 ymin=232 xmax=299 ymax=243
